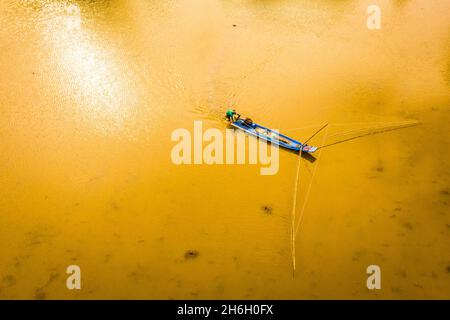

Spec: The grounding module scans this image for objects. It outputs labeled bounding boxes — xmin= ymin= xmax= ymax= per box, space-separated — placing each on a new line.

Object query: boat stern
xmin=301 ymin=145 xmax=318 ymax=153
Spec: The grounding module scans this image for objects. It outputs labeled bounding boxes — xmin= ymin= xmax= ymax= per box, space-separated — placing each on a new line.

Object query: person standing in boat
xmin=226 ymin=109 xmax=240 ymax=122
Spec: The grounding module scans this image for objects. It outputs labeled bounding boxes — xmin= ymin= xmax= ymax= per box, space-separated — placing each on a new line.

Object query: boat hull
xmin=230 ymin=120 xmax=317 ymax=153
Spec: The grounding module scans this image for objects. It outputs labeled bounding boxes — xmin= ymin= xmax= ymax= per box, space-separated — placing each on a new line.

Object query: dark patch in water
xmin=34 ymin=290 xmax=46 ymax=300
xmin=184 ymin=250 xmax=199 ymax=260
xmin=446 ymin=265 xmax=450 ymax=274
xmin=1 ymin=275 xmax=16 ymax=288
xmin=110 ymin=201 xmax=120 ymax=211
xmin=403 ymin=222 xmax=413 ymax=230
xmin=261 ymin=205 xmax=273 ymax=215
xmin=373 ymin=161 xmax=384 ymax=173
xmin=128 ymin=270 xmax=146 ymax=283
xmin=34 ymin=272 xmax=59 ymax=299
xmin=413 ymin=282 xmax=423 ymax=288
xmin=440 ymin=189 xmax=449 ymax=196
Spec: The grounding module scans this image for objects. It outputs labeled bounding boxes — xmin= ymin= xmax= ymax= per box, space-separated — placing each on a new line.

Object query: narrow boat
xmin=230 ymin=118 xmax=318 ymax=153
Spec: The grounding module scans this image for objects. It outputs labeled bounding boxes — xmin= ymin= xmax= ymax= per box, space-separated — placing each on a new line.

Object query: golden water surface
xmin=0 ymin=0 xmax=449 ymax=299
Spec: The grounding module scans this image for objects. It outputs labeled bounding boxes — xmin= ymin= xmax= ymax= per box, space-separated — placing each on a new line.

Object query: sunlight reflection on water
xmin=33 ymin=1 xmax=137 ymax=133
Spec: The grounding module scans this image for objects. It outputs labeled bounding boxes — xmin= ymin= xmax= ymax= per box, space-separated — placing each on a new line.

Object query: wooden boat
xmin=230 ymin=118 xmax=318 ymax=153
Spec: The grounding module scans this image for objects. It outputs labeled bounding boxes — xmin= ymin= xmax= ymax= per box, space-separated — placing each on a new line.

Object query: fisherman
xmin=226 ymin=109 xmax=240 ymax=122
